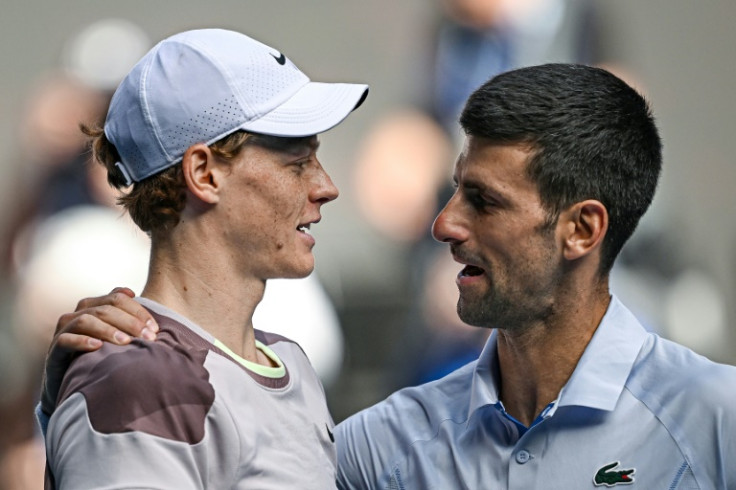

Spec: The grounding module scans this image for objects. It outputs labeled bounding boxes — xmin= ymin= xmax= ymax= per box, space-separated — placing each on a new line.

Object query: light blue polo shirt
xmin=336 ymin=296 xmax=736 ymax=489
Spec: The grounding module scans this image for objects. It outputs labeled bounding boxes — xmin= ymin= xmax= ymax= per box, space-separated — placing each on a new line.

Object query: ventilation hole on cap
xmin=162 ymin=95 xmax=248 ymax=159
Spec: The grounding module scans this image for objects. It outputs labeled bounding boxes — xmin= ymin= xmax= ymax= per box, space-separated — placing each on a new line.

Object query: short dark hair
xmin=460 ymin=63 xmax=662 ymax=274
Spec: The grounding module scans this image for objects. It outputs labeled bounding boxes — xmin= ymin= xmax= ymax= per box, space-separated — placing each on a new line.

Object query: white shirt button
xmin=516 ymin=450 xmax=531 ymax=464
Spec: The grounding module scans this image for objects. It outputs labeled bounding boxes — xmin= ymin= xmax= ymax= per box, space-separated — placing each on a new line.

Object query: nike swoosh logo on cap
xmin=271 ymin=52 xmax=286 ymax=65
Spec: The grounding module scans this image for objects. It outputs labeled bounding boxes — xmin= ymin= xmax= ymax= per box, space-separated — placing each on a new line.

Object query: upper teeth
xmin=298 ymin=224 xmax=311 ymax=233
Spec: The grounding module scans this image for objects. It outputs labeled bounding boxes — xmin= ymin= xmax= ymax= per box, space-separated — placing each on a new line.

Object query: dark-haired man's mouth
xmin=460 ymin=265 xmax=485 ymax=277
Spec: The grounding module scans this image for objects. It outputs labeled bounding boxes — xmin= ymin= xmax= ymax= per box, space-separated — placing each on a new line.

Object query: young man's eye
xmin=292 ymin=159 xmax=310 ymax=171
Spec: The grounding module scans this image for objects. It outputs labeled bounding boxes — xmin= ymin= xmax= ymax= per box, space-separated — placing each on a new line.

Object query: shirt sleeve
xmin=335 ymin=409 xmax=393 ymax=490
xmin=46 ymin=392 xmax=209 ymax=490
xmin=335 ymin=415 xmax=370 ymax=490
xmin=45 ymin=339 xmax=235 ymax=490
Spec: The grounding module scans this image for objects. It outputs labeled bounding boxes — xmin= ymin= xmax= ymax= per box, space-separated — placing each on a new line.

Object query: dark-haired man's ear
xmin=560 ymin=200 xmax=608 ymax=262
xmin=182 ymin=143 xmax=222 ymax=205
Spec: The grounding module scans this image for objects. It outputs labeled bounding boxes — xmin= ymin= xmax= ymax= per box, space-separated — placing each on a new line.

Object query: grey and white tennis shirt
xmin=46 ymin=298 xmax=337 ymax=489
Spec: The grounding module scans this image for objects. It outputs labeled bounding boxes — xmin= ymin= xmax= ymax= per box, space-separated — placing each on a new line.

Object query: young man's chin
xmin=277 ymin=260 xmax=315 ymax=280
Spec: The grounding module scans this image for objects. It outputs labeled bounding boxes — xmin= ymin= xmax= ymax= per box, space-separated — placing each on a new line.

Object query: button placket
xmin=515 ymin=450 xmax=532 ymax=464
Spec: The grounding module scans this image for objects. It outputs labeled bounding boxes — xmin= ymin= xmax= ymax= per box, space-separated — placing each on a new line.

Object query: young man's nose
xmin=311 ymin=169 xmax=339 ymax=205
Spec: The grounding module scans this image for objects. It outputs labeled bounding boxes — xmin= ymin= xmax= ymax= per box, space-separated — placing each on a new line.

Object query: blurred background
xmin=1 ymin=0 xmax=735 ymax=487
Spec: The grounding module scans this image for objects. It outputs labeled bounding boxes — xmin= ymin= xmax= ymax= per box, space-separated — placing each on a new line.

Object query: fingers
xmin=42 ymin=287 xmax=158 ymax=414
xmin=55 ymin=311 xmax=137 ymax=349
xmin=64 ymin=288 xmax=159 ymax=342
xmin=55 ymin=332 xmax=103 ymax=352
xmin=110 ymin=286 xmax=136 ymax=298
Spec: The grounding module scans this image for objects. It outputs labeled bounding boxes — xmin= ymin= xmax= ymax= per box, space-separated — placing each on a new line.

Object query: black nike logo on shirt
xmin=326 ymin=424 xmax=335 ymax=443
xmin=271 ymin=52 xmax=286 ymax=65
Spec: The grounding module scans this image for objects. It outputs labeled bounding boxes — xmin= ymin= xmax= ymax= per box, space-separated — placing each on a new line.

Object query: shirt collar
xmin=557 ymin=295 xmax=648 ymax=410
xmin=467 ymin=295 xmax=649 ymax=419
xmin=468 ymin=329 xmax=502 ymax=416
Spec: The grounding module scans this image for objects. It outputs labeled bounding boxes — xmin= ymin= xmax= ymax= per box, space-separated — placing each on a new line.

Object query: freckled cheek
xmin=239 ymin=182 xmax=305 ymax=252
xmin=269 ymin=209 xmax=297 ymax=251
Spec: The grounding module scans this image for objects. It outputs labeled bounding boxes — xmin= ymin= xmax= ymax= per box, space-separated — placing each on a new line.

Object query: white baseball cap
xmin=104 ymin=28 xmax=369 ymax=185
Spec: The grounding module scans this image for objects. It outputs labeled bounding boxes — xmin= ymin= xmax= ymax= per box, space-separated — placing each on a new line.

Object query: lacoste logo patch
xmin=271 ymin=52 xmax=287 ymax=65
xmin=593 ymin=461 xmax=635 ymax=486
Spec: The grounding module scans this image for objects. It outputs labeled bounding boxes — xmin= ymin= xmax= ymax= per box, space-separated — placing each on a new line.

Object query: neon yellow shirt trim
xmin=214 ymin=338 xmax=286 ymax=378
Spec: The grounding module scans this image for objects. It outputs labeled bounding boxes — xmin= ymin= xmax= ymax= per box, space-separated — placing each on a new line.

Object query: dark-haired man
xmin=43 ymin=64 xmax=735 ymax=489
xmin=335 ymin=64 xmax=735 ymax=489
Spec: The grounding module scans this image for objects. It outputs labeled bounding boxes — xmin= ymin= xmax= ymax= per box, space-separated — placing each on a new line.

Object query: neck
xmin=496 ymin=283 xmax=610 ymax=426
xmin=141 ymin=228 xmax=270 ymax=366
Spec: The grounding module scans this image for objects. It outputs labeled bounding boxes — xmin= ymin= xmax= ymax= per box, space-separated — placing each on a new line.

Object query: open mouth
xmin=460 ymin=265 xmax=485 ymax=277
xmin=297 ymin=223 xmax=312 ymax=234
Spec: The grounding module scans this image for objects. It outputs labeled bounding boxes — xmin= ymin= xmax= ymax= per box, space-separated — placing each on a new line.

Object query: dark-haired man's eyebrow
xmin=462 ymin=176 xmax=510 ymax=206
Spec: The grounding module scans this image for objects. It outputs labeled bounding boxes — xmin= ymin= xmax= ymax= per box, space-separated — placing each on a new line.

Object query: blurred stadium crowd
xmin=1 ymin=1 xmax=734 ymax=488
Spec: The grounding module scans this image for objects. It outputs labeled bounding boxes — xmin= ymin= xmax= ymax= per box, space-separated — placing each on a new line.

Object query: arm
xmin=46 ymin=338 xmax=226 ymax=490
xmin=40 ymin=287 xmax=158 ymax=415
xmin=47 ymin=392 xmax=204 ymax=490
xmin=335 ymin=412 xmax=386 ymax=490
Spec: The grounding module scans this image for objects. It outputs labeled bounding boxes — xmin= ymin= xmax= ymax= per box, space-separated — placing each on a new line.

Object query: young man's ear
xmin=559 ymin=200 xmax=608 ymax=261
xmin=181 ymin=143 xmax=222 ymax=204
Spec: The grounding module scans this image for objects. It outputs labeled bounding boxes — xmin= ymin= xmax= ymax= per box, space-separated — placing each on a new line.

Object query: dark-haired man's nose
xmin=432 ymin=194 xmax=469 ymax=244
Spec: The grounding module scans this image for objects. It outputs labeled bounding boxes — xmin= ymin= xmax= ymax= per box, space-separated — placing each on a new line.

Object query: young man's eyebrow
xmin=249 ymin=134 xmax=319 ymax=154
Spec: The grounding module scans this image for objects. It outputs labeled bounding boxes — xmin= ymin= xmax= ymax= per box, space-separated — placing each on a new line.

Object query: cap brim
xmin=239 ymin=82 xmax=368 ymax=137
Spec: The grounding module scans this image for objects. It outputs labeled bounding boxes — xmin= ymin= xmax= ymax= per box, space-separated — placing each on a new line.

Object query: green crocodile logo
xmin=593 ymin=461 xmax=635 ymax=486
